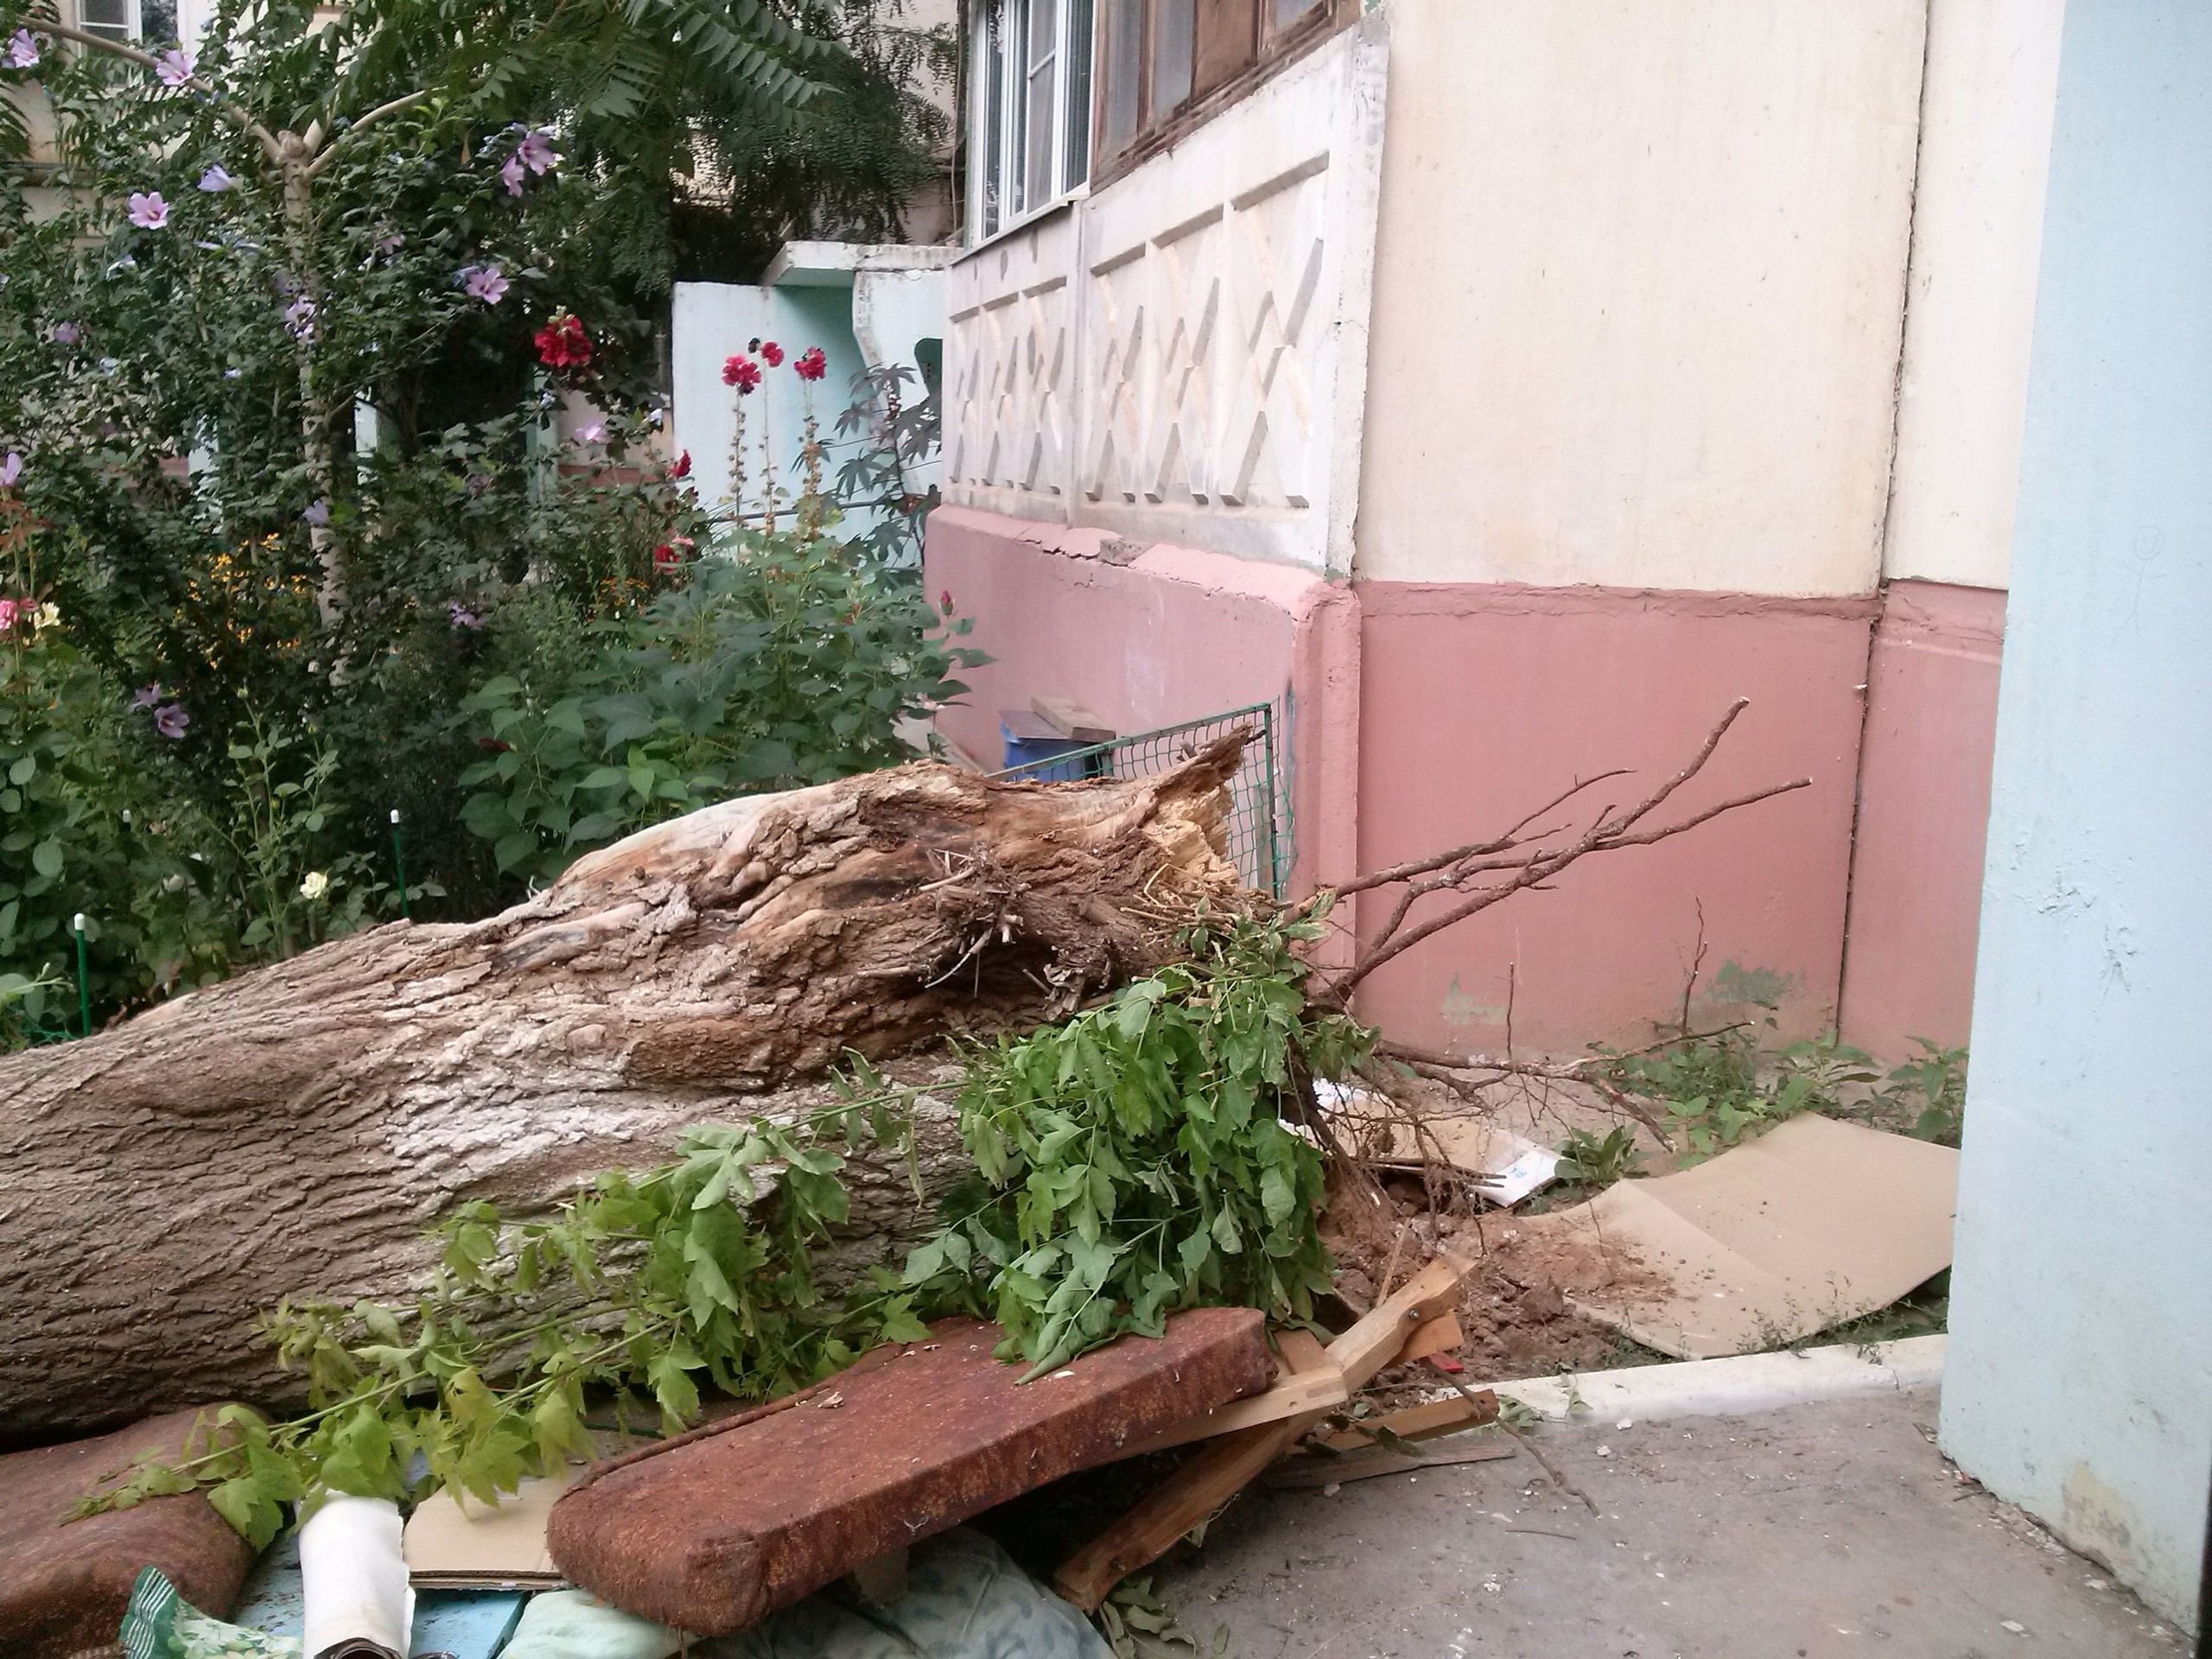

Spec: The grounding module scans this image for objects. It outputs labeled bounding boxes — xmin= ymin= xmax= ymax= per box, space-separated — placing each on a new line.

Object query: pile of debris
xmin=0 ymin=702 xmax=1961 ymax=1658
xmin=2 ymin=1268 xmax=1497 ymax=1656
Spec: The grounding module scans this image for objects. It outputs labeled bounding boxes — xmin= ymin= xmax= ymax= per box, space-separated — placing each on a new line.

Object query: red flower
xmin=793 ymin=346 xmax=828 ymax=383
xmin=672 ymin=449 xmax=691 ymax=478
xmin=533 ymin=312 xmax=592 ymax=371
xmin=938 ymin=588 xmax=953 ymax=613
xmin=760 ymin=340 xmax=785 ymax=367
xmin=652 ymin=543 xmax=679 ymax=571
xmin=721 ymin=353 xmax=760 ymax=393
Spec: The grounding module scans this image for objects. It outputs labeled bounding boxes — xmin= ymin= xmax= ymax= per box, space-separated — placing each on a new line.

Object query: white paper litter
xmin=300 ymin=1494 xmax=415 ymax=1659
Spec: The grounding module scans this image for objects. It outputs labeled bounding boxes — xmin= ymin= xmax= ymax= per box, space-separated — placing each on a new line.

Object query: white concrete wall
xmin=1939 ymin=1 xmax=2212 ymax=1631
xmin=1881 ymin=0 xmax=2066 ymax=591
xmin=1355 ymin=0 xmax=1927 ymax=596
xmin=943 ymin=207 xmax=1083 ymax=524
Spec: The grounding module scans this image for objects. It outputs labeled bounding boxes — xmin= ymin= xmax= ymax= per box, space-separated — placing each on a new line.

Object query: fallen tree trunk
xmin=0 ymin=744 xmax=1251 ymax=1440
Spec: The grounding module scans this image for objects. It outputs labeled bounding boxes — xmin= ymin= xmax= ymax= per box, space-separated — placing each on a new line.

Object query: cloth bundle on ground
xmin=504 ymin=1529 xmax=1111 ymax=1659
xmin=0 ymin=1409 xmax=256 ymax=1659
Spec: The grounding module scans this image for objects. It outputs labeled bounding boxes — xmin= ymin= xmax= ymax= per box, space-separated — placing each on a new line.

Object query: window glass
xmin=1022 ymin=0 xmax=1058 ymax=213
xmin=1098 ymin=0 xmax=1141 ymax=157
xmin=1062 ymin=0 xmax=1094 ymax=188
xmin=1152 ymin=0 xmax=1194 ymax=116
xmin=1273 ymin=0 xmax=1319 ymax=22
xmin=78 ymin=0 xmax=133 ymax=41
xmin=981 ymin=0 xmax=1007 ymax=236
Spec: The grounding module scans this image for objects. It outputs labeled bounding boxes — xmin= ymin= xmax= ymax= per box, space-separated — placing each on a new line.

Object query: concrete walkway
xmin=1153 ymin=1386 xmax=2186 ymax=1658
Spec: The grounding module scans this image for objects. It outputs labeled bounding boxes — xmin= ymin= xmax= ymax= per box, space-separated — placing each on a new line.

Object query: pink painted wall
xmin=1837 ymin=580 xmax=2007 ymax=1061
xmin=923 ymin=506 xmax=1362 ymax=901
xmin=1350 ymin=582 xmax=1878 ymax=1057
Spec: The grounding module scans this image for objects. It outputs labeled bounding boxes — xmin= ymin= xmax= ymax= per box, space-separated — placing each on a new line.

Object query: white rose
xmin=299 ymin=871 xmax=330 ymax=900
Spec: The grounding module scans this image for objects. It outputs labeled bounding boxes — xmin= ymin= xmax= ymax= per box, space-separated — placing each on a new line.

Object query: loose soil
xmin=1319 ymin=1164 xmax=1675 ymax=1396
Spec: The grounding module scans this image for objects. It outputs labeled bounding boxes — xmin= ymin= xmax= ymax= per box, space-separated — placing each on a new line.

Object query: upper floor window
xmin=1092 ymin=0 xmax=1344 ymax=184
xmin=969 ymin=0 xmax=1096 ymax=242
xmin=75 ymin=0 xmax=142 ymax=44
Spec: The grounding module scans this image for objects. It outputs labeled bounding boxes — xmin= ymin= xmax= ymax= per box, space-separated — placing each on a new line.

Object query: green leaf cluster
xmin=906 ymin=902 xmax=1373 ymax=1379
xmin=80 ymin=1082 xmax=928 ymax=1528
xmin=1593 ymin=1022 xmax=1967 ymax=1164
xmin=456 ymin=531 xmax=982 ymax=880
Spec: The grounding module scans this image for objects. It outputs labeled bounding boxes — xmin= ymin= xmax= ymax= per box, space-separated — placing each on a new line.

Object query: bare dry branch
xmin=1315 ymin=701 xmax=1808 ymax=1004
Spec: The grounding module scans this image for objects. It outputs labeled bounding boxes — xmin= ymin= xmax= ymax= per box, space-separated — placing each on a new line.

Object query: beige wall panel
xmin=1357 ymin=0 xmax=1927 ymax=596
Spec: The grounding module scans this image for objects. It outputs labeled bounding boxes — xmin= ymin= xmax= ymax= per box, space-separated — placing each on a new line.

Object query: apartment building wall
xmin=932 ymin=0 xmax=2060 ymax=1062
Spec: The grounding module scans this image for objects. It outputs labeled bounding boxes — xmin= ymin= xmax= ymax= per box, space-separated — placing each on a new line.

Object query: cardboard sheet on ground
xmin=402 ymin=1472 xmax=572 ymax=1588
xmin=1564 ymin=1114 xmax=1960 ymax=1359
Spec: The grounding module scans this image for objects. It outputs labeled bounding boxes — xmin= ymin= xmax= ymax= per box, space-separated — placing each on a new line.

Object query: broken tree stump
xmin=0 ymin=744 xmax=1254 ymax=1440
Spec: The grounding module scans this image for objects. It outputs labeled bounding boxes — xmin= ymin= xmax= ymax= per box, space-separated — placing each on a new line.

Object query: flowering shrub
xmin=0 ymin=3 xmax=978 ymax=1032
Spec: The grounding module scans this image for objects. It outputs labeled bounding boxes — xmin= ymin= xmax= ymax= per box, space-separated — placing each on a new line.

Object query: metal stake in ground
xmin=389 ymin=809 xmax=409 ymax=920
xmin=73 ymin=912 xmax=90 ymax=1039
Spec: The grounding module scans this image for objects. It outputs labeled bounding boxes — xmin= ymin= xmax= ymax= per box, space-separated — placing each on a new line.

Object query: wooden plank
xmin=1314 ymin=1390 xmax=1498 ymax=1452
xmin=1115 ymin=1328 xmax=1344 ymax=1457
xmin=550 ymin=1312 xmax=1272 ymax=1635
xmin=1052 ymin=1259 xmax=1478 ymax=1611
xmin=1053 ymin=1406 xmax=1333 ymax=1611
xmin=1394 ymin=1311 xmax=1462 ymax=1366
xmin=1324 ymin=1253 xmax=1472 ymax=1388
xmin=1030 ymin=696 xmax=1116 ymax=742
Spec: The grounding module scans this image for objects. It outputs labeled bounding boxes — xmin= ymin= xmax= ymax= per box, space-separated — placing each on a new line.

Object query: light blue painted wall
xmin=1938 ymin=0 xmax=2212 ymax=1633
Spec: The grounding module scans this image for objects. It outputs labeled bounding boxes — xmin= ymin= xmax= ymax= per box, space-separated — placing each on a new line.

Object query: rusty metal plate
xmin=546 ymin=1308 xmax=1272 ymax=1633
xmin=0 ymin=1409 xmax=256 ymax=1659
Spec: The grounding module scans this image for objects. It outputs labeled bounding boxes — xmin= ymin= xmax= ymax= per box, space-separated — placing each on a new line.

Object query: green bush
xmin=456 ymin=536 xmax=979 ymax=882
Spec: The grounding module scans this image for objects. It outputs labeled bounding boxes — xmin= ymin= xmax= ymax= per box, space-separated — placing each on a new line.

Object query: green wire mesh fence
xmin=990 ymin=702 xmax=1289 ymax=897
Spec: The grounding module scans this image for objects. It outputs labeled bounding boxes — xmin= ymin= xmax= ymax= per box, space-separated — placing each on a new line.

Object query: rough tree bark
xmin=0 ymin=744 xmax=1251 ymax=1440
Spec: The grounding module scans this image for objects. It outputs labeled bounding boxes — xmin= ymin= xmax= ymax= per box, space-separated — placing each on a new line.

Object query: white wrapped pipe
xmin=299 ymin=1494 xmax=416 ymax=1659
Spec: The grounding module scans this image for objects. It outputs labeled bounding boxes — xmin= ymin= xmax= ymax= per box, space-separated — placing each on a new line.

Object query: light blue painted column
xmin=1938 ymin=0 xmax=2212 ymax=1634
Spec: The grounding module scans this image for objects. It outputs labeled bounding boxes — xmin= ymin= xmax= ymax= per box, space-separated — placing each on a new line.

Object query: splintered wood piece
xmin=1325 ymin=1254 xmax=1472 ymax=1388
xmin=1052 ymin=1406 xmax=1331 ymax=1611
xmin=1052 ymin=1259 xmax=1478 ymax=1610
xmin=1394 ymin=1312 xmax=1463 ymax=1366
xmin=1314 ymin=1390 xmax=1499 ymax=1452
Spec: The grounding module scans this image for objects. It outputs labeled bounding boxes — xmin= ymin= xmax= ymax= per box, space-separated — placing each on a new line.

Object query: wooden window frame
xmin=1087 ymin=0 xmax=1354 ymax=193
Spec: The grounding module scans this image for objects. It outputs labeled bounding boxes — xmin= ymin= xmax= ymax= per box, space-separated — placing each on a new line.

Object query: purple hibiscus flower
xmin=1 ymin=451 xmax=22 ymax=487
xmin=127 ymin=192 xmax=170 ymax=229
xmin=515 ymin=124 xmax=560 ymax=175
xmin=198 ymin=163 xmax=234 ymax=193
xmin=458 ymin=264 xmax=510 ymax=305
xmin=130 ymin=683 xmax=167 ymax=709
xmin=302 ymin=499 xmax=330 ymax=527
xmin=155 ymin=47 xmax=194 ymax=86
xmin=5 ymin=28 xmax=38 ymax=68
xmin=499 ymin=153 xmax=525 ymax=197
xmin=49 ymin=321 xmax=79 ymax=344
xmin=153 ymin=703 xmax=189 ymax=739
